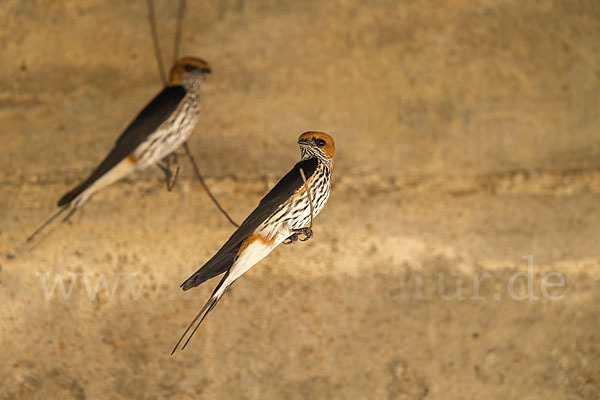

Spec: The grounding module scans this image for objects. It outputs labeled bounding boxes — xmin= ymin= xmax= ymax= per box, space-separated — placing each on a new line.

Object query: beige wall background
xmin=1 ymin=0 xmax=599 ymax=399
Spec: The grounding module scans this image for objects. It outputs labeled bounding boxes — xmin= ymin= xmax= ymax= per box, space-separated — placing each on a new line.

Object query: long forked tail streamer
xmin=171 ymin=295 xmax=217 ymax=355
xmin=171 ymin=272 xmax=230 ymax=355
xmin=145 ymin=0 xmax=239 ymax=228
xmin=26 ymin=206 xmax=67 ymax=243
xmin=26 ymin=205 xmax=79 ymax=245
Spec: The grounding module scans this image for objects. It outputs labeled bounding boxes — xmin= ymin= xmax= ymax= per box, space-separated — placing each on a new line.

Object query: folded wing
xmin=180 ymin=157 xmax=319 ymax=290
xmin=58 ymin=85 xmax=187 ymax=206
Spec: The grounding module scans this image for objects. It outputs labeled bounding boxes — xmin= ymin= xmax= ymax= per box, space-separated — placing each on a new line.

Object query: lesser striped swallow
xmin=27 ymin=57 xmax=211 ymax=243
xmin=172 ymin=131 xmax=335 ymax=353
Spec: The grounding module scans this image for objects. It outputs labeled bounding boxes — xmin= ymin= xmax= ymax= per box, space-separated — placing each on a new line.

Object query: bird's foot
xmin=283 ymin=233 xmax=298 ymax=245
xmin=158 ymin=154 xmax=181 ymax=192
xmin=166 ymin=166 xmax=180 ymax=191
xmin=283 ymin=227 xmax=313 ymax=245
xmin=163 ymin=152 xmax=180 ymax=165
xmin=293 ymin=227 xmax=313 ymax=242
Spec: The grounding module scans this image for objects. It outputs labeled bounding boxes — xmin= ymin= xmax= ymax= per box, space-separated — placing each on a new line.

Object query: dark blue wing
xmin=58 ymin=85 xmax=187 ymax=206
xmin=180 ymin=157 xmax=320 ymax=290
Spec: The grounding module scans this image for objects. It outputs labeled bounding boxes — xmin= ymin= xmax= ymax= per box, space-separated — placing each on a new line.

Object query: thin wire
xmin=172 ymin=0 xmax=186 ymax=64
xmin=145 ymin=0 xmax=239 ymax=228
xmin=183 ymin=143 xmax=239 ymax=228
xmin=146 ymin=0 xmax=167 ymax=84
xmin=299 ymin=167 xmax=314 ymax=229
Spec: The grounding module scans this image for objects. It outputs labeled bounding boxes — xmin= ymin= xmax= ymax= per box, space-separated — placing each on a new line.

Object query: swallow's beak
xmin=200 ymin=67 xmax=212 ymax=74
xmin=298 ymin=138 xmax=310 ymax=145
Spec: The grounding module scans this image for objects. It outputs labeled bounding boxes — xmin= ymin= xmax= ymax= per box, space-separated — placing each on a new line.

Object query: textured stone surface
xmin=1 ymin=0 xmax=599 ymax=399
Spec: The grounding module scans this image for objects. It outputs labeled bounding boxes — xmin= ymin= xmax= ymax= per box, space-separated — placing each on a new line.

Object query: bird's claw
xmin=164 ymin=152 xmax=180 ymax=165
xmin=283 ymin=228 xmax=312 ymax=245
xmin=166 ymin=166 xmax=180 ymax=191
xmin=295 ymin=227 xmax=313 ymax=242
xmin=283 ymin=233 xmax=298 ymax=245
xmin=158 ymin=153 xmax=181 ymax=192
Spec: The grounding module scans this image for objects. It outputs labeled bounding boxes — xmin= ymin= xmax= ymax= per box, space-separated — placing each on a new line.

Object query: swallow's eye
xmin=184 ymin=64 xmax=197 ymax=72
xmin=316 ymin=139 xmax=326 ymax=147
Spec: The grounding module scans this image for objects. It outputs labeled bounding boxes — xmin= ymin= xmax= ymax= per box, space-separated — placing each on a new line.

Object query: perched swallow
xmin=172 ymin=131 xmax=335 ymax=353
xmin=27 ymin=57 xmax=211 ymax=243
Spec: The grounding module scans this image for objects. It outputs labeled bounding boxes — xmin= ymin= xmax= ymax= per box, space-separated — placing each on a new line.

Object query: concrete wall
xmin=1 ymin=1 xmax=599 ymax=399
